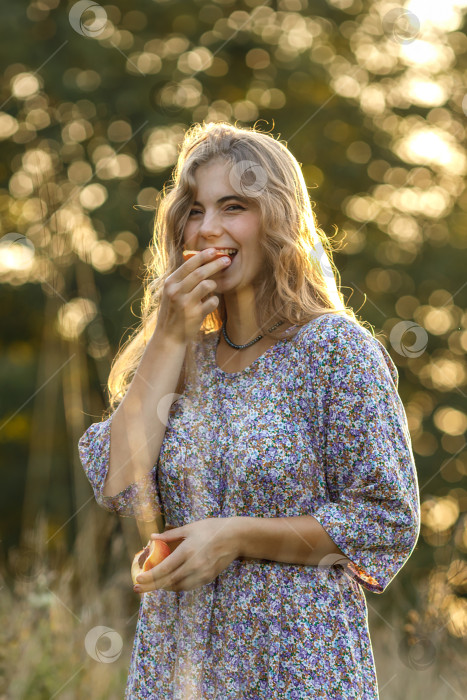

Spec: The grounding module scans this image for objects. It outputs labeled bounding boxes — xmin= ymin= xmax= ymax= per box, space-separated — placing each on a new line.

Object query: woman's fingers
xmin=176 ymin=253 xmax=231 ymax=297
xmin=157 ymin=248 xmax=230 ymax=343
xmin=135 ymin=542 xmax=187 ymax=587
xmin=173 ymin=247 xmax=214 ymax=280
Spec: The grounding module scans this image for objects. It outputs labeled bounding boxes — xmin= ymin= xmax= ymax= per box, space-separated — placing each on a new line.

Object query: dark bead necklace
xmin=221 ymin=319 xmax=285 ymax=349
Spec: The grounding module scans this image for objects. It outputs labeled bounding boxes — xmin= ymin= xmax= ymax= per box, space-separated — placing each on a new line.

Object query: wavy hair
xmin=106 ymin=120 xmax=370 ymax=413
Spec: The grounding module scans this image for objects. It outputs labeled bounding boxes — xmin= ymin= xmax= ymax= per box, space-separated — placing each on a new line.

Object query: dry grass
xmin=1 ymin=511 xmax=139 ymax=699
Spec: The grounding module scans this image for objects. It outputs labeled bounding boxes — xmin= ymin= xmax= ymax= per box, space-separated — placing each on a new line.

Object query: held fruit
xmin=182 ymin=249 xmax=228 ymax=261
xmin=131 ymin=539 xmax=171 ymax=586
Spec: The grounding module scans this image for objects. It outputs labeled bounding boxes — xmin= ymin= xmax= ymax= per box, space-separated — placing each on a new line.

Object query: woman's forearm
xmin=232 ymin=515 xmax=345 ymax=566
xmin=103 ymin=331 xmax=187 ymax=497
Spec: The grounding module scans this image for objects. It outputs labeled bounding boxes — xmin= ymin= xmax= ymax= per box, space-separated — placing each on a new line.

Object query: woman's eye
xmin=188 ymin=205 xmax=245 ymax=216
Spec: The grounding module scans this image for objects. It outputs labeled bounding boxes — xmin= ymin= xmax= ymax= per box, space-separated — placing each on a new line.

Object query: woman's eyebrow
xmin=192 ymin=195 xmax=249 ymax=206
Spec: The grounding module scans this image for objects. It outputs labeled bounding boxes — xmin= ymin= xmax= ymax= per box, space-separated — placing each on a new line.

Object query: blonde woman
xmin=78 ymin=121 xmax=420 ymax=698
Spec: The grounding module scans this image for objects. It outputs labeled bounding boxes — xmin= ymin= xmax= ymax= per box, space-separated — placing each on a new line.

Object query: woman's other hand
xmin=133 ymin=517 xmax=240 ymax=593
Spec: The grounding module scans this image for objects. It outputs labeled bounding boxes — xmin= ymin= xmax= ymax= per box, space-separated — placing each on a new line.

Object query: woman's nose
xmin=198 ymin=210 xmax=223 ymax=233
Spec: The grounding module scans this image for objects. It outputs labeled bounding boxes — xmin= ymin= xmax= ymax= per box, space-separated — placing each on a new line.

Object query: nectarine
xmin=131 ymin=539 xmax=171 ymax=586
xmin=182 ymin=249 xmax=228 ymax=261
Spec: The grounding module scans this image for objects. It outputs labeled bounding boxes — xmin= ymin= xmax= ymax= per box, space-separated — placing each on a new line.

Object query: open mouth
xmin=213 ymin=248 xmax=238 ymax=259
xmin=182 ymin=248 xmax=238 ymax=261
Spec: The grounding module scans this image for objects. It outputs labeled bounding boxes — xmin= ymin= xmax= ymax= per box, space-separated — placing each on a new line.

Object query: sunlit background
xmin=1 ymin=0 xmax=466 ymax=697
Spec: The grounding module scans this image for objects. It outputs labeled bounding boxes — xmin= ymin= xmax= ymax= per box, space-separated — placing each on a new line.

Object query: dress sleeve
xmin=78 ymin=413 xmax=163 ymax=521
xmin=310 ymin=318 xmax=421 ymax=594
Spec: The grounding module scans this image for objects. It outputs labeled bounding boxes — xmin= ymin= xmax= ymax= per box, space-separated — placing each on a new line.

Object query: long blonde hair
xmin=106 ymin=121 xmax=370 ymax=413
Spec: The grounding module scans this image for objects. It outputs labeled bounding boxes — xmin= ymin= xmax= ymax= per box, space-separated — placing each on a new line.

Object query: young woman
xmin=78 ymin=121 xmax=420 ymax=698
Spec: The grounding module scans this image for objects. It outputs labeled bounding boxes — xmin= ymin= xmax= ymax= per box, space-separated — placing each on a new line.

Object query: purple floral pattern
xmin=78 ymin=313 xmax=420 ymax=698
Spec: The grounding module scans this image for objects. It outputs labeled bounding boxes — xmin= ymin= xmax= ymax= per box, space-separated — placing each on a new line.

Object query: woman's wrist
xmin=225 ymin=517 xmax=246 ymax=559
xmin=150 ymin=326 xmax=188 ymax=353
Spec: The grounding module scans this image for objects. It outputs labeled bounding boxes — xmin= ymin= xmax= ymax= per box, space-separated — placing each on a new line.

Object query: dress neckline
xmin=207 ymin=323 xmax=303 ymax=377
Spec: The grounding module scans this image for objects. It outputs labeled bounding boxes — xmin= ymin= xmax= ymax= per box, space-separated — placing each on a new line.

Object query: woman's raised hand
xmin=156 ymin=248 xmax=231 ymax=345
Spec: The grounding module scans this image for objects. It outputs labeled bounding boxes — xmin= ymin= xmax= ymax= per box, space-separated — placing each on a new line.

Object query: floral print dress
xmin=78 ymin=312 xmax=421 ymax=699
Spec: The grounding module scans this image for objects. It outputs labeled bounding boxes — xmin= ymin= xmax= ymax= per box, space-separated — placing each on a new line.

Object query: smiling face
xmin=182 ymin=158 xmax=266 ymax=293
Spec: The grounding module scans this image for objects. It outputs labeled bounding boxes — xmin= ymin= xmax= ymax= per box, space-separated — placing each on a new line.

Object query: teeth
xmin=216 ymin=248 xmax=237 ymax=254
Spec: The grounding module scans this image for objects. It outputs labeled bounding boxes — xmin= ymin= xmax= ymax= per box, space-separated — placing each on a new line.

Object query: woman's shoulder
xmin=296 ymin=312 xmax=398 ymax=388
xmin=294 ymin=312 xmax=371 ymax=347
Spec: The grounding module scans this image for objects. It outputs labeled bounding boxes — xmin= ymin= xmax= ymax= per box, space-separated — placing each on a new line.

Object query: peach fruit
xmin=182 ymin=249 xmax=229 ymax=261
xmin=131 ymin=539 xmax=171 ymax=586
